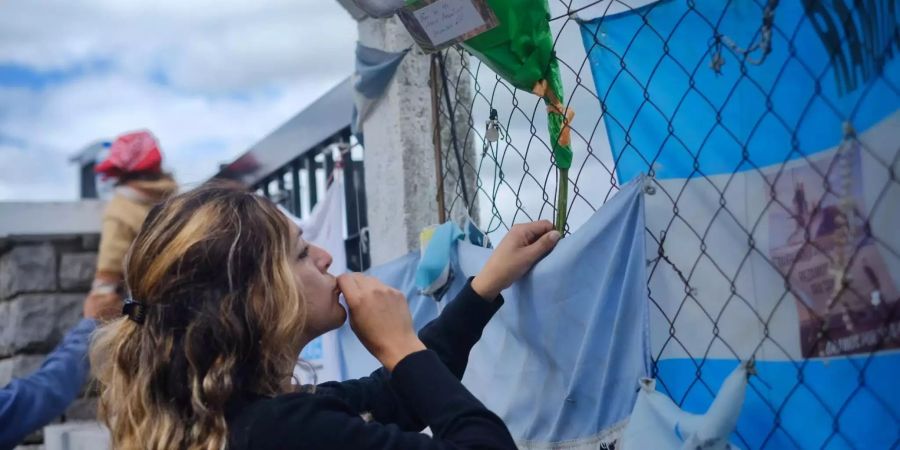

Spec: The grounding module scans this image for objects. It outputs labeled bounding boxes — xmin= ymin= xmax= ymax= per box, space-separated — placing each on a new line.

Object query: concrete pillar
xmin=358 ymin=16 xmax=477 ymax=266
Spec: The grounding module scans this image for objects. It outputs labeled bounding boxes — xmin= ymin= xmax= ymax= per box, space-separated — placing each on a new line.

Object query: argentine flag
xmin=580 ymin=1 xmax=899 ymax=448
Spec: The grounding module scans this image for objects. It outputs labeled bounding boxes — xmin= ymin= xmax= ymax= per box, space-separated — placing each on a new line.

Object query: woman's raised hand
xmin=471 ymin=220 xmax=561 ymax=301
xmin=337 ymin=273 xmax=426 ymax=371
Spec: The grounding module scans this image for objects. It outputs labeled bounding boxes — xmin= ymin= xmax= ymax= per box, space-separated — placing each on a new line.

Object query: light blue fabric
xmin=351 ymin=43 xmax=410 ymax=144
xmin=338 ymin=179 xmax=650 ymax=447
xmin=0 ymin=319 xmax=96 ymax=450
xmin=622 ymin=362 xmax=750 ymax=450
xmin=415 ymin=222 xmax=463 ymax=296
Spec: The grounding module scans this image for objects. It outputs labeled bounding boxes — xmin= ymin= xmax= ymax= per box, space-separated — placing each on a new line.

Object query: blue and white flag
xmin=581 ymin=1 xmax=899 ymax=448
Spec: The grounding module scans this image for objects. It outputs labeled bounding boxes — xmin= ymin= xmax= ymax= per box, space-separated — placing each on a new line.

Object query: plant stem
xmin=556 ymin=168 xmax=568 ymax=234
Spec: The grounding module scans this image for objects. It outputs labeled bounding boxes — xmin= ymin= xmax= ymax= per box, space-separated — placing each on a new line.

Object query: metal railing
xmin=213 ymin=78 xmax=371 ymax=272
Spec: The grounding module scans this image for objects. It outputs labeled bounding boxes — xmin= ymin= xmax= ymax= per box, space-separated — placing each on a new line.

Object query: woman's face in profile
xmin=287 ymin=221 xmax=347 ymax=340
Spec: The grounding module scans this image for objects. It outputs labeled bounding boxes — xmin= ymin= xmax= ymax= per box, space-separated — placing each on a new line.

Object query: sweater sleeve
xmin=416 ymin=278 xmax=504 ymax=378
xmin=252 ymin=350 xmax=516 ymax=450
xmin=315 ymin=279 xmax=503 ymax=430
xmin=0 ymin=319 xmax=96 ymax=450
xmin=95 ymin=217 xmax=135 ymax=278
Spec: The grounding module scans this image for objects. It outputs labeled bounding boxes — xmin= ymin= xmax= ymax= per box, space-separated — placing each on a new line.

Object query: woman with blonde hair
xmin=90 ymin=182 xmax=561 ymax=449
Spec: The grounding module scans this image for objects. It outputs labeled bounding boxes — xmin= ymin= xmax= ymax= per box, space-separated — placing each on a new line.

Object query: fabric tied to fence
xmin=622 ymin=361 xmax=752 ymax=450
xmin=351 ymin=43 xmax=410 ymax=144
xmin=581 ymin=1 xmax=899 ymax=448
xmin=338 ymin=178 xmax=650 ymax=448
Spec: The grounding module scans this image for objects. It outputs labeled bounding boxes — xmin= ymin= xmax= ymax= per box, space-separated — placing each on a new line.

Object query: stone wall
xmin=0 ymin=234 xmax=100 ymax=449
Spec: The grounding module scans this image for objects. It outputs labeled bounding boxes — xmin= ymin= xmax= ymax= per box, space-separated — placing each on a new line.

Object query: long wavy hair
xmin=90 ymin=182 xmax=306 ymax=450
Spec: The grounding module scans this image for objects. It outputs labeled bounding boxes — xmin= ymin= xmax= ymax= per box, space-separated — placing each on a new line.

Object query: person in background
xmin=0 ymin=130 xmax=176 ymax=449
xmin=88 ymin=130 xmax=177 ymax=306
xmin=0 ymin=292 xmax=120 ymax=450
xmin=90 ymin=182 xmax=561 ymax=449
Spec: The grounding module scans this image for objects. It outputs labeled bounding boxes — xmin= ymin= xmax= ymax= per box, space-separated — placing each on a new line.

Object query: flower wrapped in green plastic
xmin=402 ymin=0 xmax=573 ymax=231
xmin=461 ymin=0 xmax=574 ymax=232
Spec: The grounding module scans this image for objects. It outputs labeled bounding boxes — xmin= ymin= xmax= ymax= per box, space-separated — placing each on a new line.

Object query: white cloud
xmin=0 ymin=0 xmax=356 ymax=92
xmin=0 ymin=0 xmax=637 ymax=201
xmin=0 ymin=73 xmax=343 ymax=199
xmin=0 ymin=0 xmax=357 ymax=200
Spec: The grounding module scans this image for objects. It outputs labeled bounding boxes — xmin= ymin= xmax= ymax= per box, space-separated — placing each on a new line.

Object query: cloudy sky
xmin=0 ymin=0 xmax=356 ymax=201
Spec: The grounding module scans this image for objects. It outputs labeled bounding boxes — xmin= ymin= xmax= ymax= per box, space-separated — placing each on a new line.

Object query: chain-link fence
xmin=431 ymin=1 xmax=899 ymax=448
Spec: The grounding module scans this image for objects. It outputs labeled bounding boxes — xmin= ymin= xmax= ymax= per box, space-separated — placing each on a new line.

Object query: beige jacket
xmin=95 ymin=177 xmax=178 ymax=283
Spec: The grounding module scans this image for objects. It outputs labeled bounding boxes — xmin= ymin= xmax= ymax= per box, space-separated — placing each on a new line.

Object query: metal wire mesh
xmin=432 ymin=1 xmax=899 ymax=448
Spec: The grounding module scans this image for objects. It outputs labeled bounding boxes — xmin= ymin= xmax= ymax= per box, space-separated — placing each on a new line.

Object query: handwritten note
xmin=412 ymin=0 xmax=486 ymax=47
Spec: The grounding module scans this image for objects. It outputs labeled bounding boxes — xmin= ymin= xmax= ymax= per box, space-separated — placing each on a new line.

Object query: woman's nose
xmin=312 ymin=245 xmax=333 ymax=272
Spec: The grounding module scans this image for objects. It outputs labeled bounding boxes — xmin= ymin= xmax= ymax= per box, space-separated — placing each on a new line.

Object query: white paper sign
xmin=413 ymin=0 xmax=486 ymax=46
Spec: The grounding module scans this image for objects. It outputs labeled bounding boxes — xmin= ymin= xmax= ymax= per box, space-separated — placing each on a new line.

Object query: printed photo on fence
xmin=767 ymin=145 xmax=899 ymax=357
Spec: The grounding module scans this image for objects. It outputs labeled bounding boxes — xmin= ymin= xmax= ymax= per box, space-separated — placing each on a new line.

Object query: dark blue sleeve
xmin=315 ymin=278 xmax=503 ymax=431
xmin=251 ymin=350 xmax=517 ymax=450
xmin=0 ymin=319 xmax=96 ymax=450
xmin=415 ymin=278 xmax=504 ymax=379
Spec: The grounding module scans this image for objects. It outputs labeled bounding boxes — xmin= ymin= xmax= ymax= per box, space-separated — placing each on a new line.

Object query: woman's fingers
xmin=471 ymin=220 xmax=561 ymax=301
xmin=337 ymin=273 xmax=364 ymax=304
xmin=339 ymin=274 xmax=423 ymax=371
xmin=516 ymin=220 xmax=554 ymax=245
xmin=524 ymin=228 xmax=562 ymax=262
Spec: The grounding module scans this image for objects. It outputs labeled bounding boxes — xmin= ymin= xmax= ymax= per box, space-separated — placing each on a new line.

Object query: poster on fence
xmin=581 ymin=0 xmax=899 ymax=448
xmin=766 ymin=144 xmax=900 ymax=358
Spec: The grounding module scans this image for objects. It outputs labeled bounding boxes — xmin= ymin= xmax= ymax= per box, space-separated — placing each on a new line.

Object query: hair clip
xmin=122 ymin=297 xmax=147 ymax=325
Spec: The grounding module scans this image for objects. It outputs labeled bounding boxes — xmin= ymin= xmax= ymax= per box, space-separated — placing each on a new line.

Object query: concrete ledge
xmin=0 ymin=201 xmax=105 ymax=241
